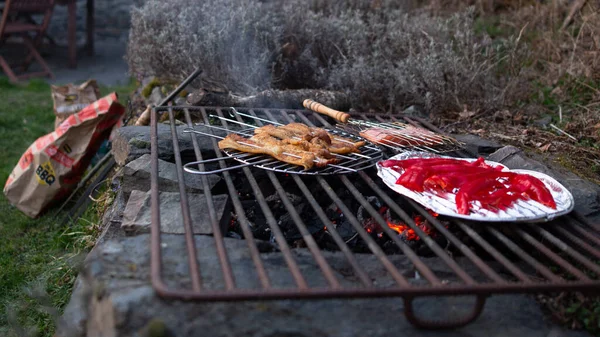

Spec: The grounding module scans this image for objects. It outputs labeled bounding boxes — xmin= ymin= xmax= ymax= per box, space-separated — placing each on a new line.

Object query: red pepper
xmin=424 ymin=171 xmax=488 ymax=192
xmin=395 ymin=166 xmax=429 ymax=192
xmin=510 ymin=174 xmax=557 ymax=209
xmin=387 ymin=157 xmax=556 ymax=214
xmin=478 ymin=187 xmax=522 ymax=211
xmin=455 ymin=172 xmax=516 ymax=214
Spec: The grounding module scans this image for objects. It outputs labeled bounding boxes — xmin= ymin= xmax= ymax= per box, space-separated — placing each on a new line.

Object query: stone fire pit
xmin=56 ymin=123 xmax=599 ymax=337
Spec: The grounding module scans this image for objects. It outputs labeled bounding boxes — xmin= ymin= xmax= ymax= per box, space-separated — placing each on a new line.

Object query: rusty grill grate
xmin=150 ymin=105 xmax=600 ymax=329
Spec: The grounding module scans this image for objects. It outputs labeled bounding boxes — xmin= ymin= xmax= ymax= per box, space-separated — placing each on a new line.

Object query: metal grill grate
xmin=150 ymin=105 xmax=600 ymax=329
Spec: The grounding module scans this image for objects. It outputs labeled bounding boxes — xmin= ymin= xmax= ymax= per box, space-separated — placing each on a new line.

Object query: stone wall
xmin=47 ymin=0 xmax=144 ymax=42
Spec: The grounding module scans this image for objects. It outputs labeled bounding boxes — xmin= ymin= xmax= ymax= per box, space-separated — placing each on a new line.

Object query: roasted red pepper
xmin=510 ymin=174 xmax=557 ymax=209
xmin=454 ymin=172 xmax=515 ymax=214
xmin=396 ymin=166 xmax=429 ymax=192
xmin=478 ymin=188 xmax=522 ymax=211
xmin=386 ymin=157 xmax=556 ymax=214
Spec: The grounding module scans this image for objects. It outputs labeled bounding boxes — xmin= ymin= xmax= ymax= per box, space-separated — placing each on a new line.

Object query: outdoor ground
xmin=0 ymin=2 xmax=133 ymax=334
xmin=0 ymin=78 xmax=135 ymax=336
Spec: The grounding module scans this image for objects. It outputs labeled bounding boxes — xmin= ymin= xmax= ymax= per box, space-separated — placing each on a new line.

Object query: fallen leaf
xmin=539 ymin=143 xmax=552 ymax=152
xmin=513 ymin=112 xmax=523 ymax=122
xmin=550 ymin=86 xmax=563 ymax=96
xmin=459 ymin=109 xmax=477 ymax=120
xmin=493 ymin=110 xmax=512 ymax=121
xmin=470 ymin=128 xmax=486 ymax=135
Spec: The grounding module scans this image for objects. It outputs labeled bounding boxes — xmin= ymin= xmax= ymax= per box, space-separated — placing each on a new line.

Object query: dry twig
xmin=550 ymin=123 xmax=578 ymax=141
xmin=560 ymin=0 xmax=587 ymax=31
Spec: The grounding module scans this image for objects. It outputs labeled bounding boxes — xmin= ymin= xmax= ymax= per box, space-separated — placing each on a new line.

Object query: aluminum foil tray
xmin=377 ymin=152 xmax=575 ymax=223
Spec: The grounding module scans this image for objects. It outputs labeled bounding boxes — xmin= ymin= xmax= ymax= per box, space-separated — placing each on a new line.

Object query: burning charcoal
xmin=356 ymin=196 xmax=384 ymax=225
xmin=382 ymin=240 xmax=403 ymax=254
xmin=322 ymin=203 xmax=359 ymax=244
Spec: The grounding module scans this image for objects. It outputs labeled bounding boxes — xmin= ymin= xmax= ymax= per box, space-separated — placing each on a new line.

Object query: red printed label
xmin=45 ymin=145 xmax=74 ymax=168
xmin=18 ymin=148 xmax=34 ymax=170
xmin=34 ymin=134 xmax=55 ymax=150
xmin=95 ymin=99 xmax=110 ymax=114
xmin=78 ymin=104 xmax=98 ymax=122
xmin=55 ymin=115 xmax=77 ymax=137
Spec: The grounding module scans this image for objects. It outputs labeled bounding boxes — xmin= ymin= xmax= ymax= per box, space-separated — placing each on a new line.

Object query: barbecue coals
xmin=218 ymin=122 xmax=365 ymax=170
xmin=227 ymin=174 xmax=454 ymax=257
xmin=380 ymin=157 xmax=557 ymax=215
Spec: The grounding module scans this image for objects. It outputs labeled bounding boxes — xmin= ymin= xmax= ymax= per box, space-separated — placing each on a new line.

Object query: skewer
xmin=351 ymin=119 xmax=459 ymax=144
xmin=375 ymin=137 xmax=443 ymax=154
xmin=354 ymin=120 xmax=458 ymax=142
xmin=352 ymin=120 xmax=447 ymax=146
xmin=183 ymin=128 xmax=358 ymax=173
xmin=209 ymin=112 xmax=373 ymax=159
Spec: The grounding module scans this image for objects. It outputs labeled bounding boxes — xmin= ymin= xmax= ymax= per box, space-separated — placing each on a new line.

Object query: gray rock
xmin=57 ymin=234 xmax=590 ymax=337
xmin=141 ymin=76 xmax=157 ymax=90
xmin=161 ymin=118 xmax=186 ymax=125
xmin=174 ymin=96 xmax=188 ymax=106
xmin=488 ymin=146 xmax=600 ymax=223
xmin=121 ymin=191 xmax=230 ymax=235
xmin=533 ymin=116 xmax=552 ymax=128
xmin=402 ymin=105 xmax=428 ymax=119
xmin=454 ymin=134 xmax=504 ymax=156
xmin=121 ymin=154 xmax=220 ymax=196
xmin=111 ymin=124 xmax=217 ymax=166
xmin=149 ymin=86 xmax=165 ymax=106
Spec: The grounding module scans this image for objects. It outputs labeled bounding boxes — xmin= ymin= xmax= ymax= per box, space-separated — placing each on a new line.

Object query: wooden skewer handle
xmin=303 ymin=99 xmax=351 ymax=123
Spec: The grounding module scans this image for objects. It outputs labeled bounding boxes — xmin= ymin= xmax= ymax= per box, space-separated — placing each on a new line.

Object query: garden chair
xmin=0 ymin=0 xmax=54 ymax=82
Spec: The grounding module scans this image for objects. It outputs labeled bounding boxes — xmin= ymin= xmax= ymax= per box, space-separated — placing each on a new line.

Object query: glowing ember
xmin=353 ymin=200 xmax=443 ymax=241
xmin=381 ymin=208 xmax=438 ymax=241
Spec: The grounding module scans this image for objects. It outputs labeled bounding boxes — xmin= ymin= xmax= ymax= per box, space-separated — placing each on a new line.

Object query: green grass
xmin=0 ymin=76 xmax=135 ymax=336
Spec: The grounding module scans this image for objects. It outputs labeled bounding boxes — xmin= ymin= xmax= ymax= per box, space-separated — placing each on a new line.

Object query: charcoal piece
xmin=356 ymin=196 xmax=384 ymax=226
xmin=264 ymin=192 xmax=322 ymax=241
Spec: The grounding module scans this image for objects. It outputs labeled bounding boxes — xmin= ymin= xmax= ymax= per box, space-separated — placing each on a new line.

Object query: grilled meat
xmin=219 ymin=122 xmax=365 ymax=170
xmin=218 ymin=133 xmax=338 ymax=170
xmin=360 ymin=126 xmax=441 ymax=147
xmin=256 ymin=124 xmax=364 ymax=154
xmin=254 ymin=124 xmax=308 ymax=141
xmin=282 ymin=138 xmax=335 ymax=159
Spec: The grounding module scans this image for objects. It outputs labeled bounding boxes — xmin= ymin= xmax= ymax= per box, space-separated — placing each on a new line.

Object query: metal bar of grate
xmin=150 ymin=105 xmax=600 ymax=329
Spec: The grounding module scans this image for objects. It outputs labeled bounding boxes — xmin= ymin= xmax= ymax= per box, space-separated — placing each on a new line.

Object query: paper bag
xmin=4 ymin=93 xmax=125 ymax=218
xmin=51 ymin=80 xmax=100 ymax=129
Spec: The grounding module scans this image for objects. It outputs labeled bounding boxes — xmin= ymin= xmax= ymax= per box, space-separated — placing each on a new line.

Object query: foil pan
xmin=377 ymin=152 xmax=575 ymax=223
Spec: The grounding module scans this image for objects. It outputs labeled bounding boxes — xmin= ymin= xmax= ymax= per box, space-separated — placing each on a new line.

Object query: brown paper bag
xmin=4 ymin=93 xmax=125 ymax=218
xmin=51 ymin=80 xmax=100 ymax=129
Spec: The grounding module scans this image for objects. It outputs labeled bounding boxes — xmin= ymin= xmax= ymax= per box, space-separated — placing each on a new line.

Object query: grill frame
xmin=150 ymin=105 xmax=600 ymax=329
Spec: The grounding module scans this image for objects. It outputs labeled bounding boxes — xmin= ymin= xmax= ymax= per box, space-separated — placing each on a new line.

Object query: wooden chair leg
xmin=22 ymin=32 xmax=45 ymax=72
xmin=86 ymin=0 xmax=94 ymax=56
xmin=0 ymin=55 xmax=19 ymax=83
xmin=21 ymin=34 xmax=54 ymax=79
xmin=68 ymin=1 xmax=77 ymax=68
